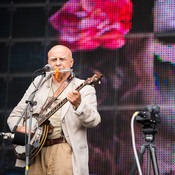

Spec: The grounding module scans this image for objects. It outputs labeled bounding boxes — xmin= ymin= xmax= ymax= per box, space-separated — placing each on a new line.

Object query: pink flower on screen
xmin=49 ymin=0 xmax=133 ymax=52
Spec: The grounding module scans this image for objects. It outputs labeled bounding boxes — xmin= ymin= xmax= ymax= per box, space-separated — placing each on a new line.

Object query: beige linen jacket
xmin=7 ymin=74 xmax=101 ymax=175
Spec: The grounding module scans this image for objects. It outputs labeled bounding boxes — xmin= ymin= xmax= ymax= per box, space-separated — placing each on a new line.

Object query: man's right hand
xmin=16 ymin=126 xmax=34 ymax=135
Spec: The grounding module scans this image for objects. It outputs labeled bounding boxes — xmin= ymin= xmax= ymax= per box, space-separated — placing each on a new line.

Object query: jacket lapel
xmin=33 ymin=75 xmax=52 ymax=114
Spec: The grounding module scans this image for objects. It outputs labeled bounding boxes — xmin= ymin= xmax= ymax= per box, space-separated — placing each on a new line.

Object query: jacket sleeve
xmin=73 ymin=85 xmax=101 ymax=128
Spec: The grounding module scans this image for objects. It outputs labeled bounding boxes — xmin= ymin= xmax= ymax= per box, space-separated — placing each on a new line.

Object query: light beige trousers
xmin=28 ymin=143 xmax=73 ymax=175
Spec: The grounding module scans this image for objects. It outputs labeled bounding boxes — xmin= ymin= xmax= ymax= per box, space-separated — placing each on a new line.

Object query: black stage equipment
xmin=129 ymin=104 xmax=161 ymax=175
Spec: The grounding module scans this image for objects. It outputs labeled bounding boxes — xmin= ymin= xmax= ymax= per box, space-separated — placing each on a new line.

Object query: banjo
xmin=14 ymin=72 xmax=103 ymax=163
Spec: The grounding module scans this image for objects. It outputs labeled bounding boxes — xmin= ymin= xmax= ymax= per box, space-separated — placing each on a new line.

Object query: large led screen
xmin=0 ymin=0 xmax=174 ymax=174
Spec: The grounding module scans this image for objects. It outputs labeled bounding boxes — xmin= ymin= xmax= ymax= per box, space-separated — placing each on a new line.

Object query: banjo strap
xmin=39 ymin=73 xmax=73 ymax=115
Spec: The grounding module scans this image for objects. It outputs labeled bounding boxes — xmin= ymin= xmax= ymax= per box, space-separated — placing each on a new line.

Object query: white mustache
xmin=46 ymin=68 xmax=71 ymax=74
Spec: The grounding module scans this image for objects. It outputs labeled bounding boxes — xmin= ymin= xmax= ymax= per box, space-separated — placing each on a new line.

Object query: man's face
xmin=48 ymin=46 xmax=73 ymax=71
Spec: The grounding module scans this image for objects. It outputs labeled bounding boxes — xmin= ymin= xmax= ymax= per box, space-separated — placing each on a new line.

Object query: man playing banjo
xmin=7 ymin=45 xmax=101 ymax=175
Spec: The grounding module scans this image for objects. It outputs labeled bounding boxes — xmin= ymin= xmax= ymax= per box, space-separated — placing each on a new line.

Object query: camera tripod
xmin=129 ymin=125 xmax=159 ymax=175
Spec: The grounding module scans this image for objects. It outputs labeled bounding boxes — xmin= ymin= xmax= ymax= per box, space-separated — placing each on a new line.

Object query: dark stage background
xmin=0 ymin=0 xmax=175 ymax=174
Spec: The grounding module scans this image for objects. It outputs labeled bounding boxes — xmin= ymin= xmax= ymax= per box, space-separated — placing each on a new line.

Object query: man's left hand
xmin=67 ymin=90 xmax=81 ymax=109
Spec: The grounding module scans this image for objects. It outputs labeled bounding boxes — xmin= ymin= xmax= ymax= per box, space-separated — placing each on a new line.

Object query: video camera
xmin=136 ymin=104 xmax=161 ymax=126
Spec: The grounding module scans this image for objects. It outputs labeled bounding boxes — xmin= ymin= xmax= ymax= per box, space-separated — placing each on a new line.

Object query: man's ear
xmin=71 ymin=58 xmax=74 ymax=67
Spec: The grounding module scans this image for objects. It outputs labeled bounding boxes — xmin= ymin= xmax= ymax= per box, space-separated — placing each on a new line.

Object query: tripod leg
xmin=129 ymin=144 xmax=146 ymax=175
xmin=150 ymin=144 xmax=159 ymax=175
xmin=147 ymin=147 xmax=151 ymax=175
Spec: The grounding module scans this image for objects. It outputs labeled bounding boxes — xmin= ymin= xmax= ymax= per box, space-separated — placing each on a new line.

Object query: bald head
xmin=48 ymin=45 xmax=72 ymax=59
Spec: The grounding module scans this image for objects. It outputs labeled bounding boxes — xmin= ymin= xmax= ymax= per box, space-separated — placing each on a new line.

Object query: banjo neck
xmin=38 ymin=72 xmax=102 ymax=126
